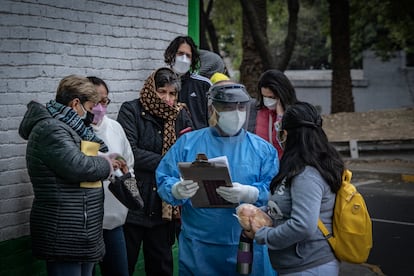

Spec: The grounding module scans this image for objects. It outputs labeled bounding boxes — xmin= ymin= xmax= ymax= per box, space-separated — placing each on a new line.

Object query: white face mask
xmin=217 ymin=110 xmax=247 ymax=136
xmin=173 ymin=55 xmax=191 ymax=75
xmin=263 ymin=97 xmax=277 ymax=110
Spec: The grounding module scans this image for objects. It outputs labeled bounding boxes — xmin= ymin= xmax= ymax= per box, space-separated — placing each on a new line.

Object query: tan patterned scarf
xmin=139 ymin=68 xmax=183 ymax=220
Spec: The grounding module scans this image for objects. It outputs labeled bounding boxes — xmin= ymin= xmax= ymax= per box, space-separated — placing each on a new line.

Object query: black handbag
xmin=108 ymin=172 xmax=144 ymax=210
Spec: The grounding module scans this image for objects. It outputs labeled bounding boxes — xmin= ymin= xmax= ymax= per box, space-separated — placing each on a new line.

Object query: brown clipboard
xmin=178 ymin=153 xmax=236 ymax=208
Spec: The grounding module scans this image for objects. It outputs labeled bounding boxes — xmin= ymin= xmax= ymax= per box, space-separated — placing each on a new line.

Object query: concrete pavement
xmin=340 ymin=262 xmax=385 ymax=276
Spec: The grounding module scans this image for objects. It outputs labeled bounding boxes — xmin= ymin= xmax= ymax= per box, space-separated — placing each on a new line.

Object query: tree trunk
xmin=277 ymin=0 xmax=299 ymax=71
xmin=329 ymin=0 xmax=354 ymax=113
xmin=200 ymin=0 xmax=222 ymax=54
xmin=239 ymin=0 xmax=267 ymax=98
xmin=240 ymin=0 xmax=299 ymax=96
xmin=205 ymin=0 xmax=220 ymax=53
xmin=199 ymin=0 xmax=209 ymax=50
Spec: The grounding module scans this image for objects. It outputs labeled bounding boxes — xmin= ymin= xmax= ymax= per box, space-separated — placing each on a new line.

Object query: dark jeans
xmin=99 ymin=226 xmax=129 ymax=276
xmin=46 ymin=261 xmax=94 ymax=276
xmin=123 ymin=222 xmax=174 ymax=276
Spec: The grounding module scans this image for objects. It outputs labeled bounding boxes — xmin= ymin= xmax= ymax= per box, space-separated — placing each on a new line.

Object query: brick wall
xmin=0 ymin=0 xmax=188 ymax=243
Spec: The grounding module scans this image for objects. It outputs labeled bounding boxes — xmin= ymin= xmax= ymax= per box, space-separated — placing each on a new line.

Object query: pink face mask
xmin=92 ymin=104 xmax=107 ymax=125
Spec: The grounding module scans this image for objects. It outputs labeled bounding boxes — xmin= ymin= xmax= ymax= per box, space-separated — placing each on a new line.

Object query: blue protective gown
xmin=156 ymin=127 xmax=279 ymax=276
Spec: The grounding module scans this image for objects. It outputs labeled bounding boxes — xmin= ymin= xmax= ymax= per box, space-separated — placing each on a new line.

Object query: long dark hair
xmin=257 ymin=69 xmax=298 ymax=110
xmin=164 ymin=36 xmax=200 ymax=72
xmin=270 ymin=102 xmax=344 ymax=194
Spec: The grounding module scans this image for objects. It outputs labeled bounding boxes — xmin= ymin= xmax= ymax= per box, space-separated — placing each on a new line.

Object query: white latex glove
xmin=216 ymin=182 xmax=259 ymax=203
xmin=171 ymin=180 xmax=199 ymax=200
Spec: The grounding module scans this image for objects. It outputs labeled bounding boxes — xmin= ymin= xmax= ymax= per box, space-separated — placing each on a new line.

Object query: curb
xmin=345 ymin=157 xmax=414 ymax=183
xmin=402 ymin=174 xmax=414 ymax=183
xmin=349 ymin=169 xmax=414 ymax=184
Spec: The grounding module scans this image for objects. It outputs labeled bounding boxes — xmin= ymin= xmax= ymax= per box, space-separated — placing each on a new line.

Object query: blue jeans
xmin=46 ymin=261 xmax=94 ymax=276
xmin=99 ymin=226 xmax=129 ymax=276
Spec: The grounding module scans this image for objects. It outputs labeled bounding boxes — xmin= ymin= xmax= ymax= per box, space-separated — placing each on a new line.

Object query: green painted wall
xmin=0 ymin=236 xmax=46 ymax=276
xmin=188 ymin=0 xmax=200 ymax=46
xmin=0 ymin=236 xmax=178 ymax=276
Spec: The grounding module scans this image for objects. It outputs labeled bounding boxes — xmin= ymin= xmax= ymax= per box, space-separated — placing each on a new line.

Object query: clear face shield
xmin=207 ymin=84 xmax=252 ymax=138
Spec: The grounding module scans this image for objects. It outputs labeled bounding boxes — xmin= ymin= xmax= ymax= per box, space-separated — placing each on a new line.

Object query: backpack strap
xmin=318 ymin=218 xmax=334 ymax=248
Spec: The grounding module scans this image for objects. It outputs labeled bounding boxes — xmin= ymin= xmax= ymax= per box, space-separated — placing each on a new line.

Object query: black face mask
xmin=82 ymin=111 xmax=95 ymax=126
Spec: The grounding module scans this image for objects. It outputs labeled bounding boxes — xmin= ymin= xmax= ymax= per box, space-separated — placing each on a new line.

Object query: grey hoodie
xmin=255 ymin=166 xmax=337 ymax=274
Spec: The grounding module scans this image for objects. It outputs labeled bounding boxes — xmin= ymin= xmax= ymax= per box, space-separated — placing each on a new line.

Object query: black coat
xmin=18 ymin=101 xmax=111 ymax=262
xmin=178 ymin=73 xmax=211 ymax=130
xmin=117 ymin=99 xmax=193 ymax=227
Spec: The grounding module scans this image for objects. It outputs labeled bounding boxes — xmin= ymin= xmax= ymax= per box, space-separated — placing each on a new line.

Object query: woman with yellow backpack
xmin=242 ymin=102 xmax=344 ymax=275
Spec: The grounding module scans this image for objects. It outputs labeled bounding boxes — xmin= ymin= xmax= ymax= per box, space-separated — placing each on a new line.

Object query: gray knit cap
xmin=199 ymin=50 xmax=225 ymax=79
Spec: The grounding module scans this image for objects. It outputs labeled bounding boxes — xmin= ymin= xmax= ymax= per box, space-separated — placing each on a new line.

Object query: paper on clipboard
xmin=178 ymin=154 xmax=236 ymax=208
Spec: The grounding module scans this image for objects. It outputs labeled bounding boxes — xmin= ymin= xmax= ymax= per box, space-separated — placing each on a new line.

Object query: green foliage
xmin=210 ymin=0 xmax=243 ymax=70
xmin=287 ymin=0 xmax=331 ymax=69
xmin=209 ymin=0 xmax=414 ymax=70
xmin=267 ymin=0 xmax=288 ymax=50
xmin=350 ymin=0 xmax=414 ymax=65
xmin=266 ymin=0 xmax=332 ymax=69
xmin=211 ymin=0 xmax=332 ymax=70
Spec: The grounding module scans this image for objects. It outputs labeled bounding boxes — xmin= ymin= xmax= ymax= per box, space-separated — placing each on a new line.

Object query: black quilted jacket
xmin=18 ymin=101 xmax=111 ymax=262
xmin=117 ymin=99 xmax=193 ymax=227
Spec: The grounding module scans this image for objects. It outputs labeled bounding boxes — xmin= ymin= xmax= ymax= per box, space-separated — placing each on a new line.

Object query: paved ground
xmin=340 ymin=261 xmax=386 ymax=276
xmin=346 ymin=154 xmax=414 ymax=175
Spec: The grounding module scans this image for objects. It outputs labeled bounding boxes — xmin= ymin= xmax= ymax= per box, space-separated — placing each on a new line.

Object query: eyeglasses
xmin=99 ymin=97 xmax=111 ymax=106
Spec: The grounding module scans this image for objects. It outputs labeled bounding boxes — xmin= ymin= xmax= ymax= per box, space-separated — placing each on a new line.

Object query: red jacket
xmin=254 ymin=108 xmax=283 ymax=159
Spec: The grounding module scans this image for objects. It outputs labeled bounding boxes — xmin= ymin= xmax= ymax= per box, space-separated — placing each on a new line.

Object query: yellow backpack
xmin=318 ymin=169 xmax=373 ymax=263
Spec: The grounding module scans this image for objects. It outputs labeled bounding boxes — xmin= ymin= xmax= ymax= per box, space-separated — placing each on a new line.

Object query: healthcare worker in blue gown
xmin=156 ymin=81 xmax=278 ymax=276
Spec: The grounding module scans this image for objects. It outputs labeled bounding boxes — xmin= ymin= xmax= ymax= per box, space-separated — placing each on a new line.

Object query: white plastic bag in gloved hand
xmin=216 ymin=182 xmax=259 ymax=203
xmin=172 ymin=179 xmax=199 ymax=200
